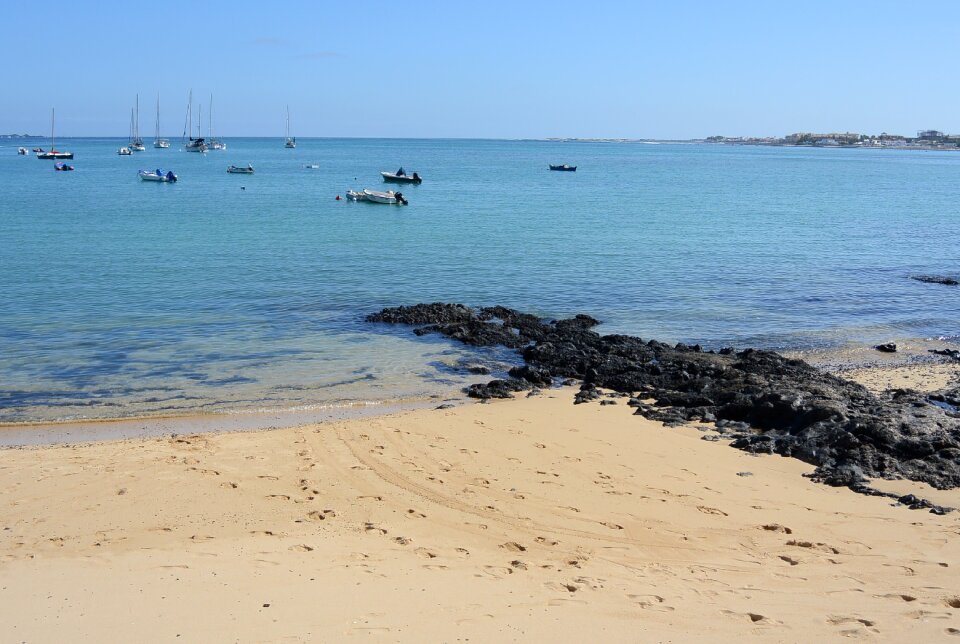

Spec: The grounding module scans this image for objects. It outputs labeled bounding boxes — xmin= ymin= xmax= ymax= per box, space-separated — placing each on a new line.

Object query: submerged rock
xmin=369 ymin=304 xmax=960 ymax=494
xmin=875 ymin=342 xmax=898 ymax=353
xmin=911 ymin=275 xmax=959 ymax=286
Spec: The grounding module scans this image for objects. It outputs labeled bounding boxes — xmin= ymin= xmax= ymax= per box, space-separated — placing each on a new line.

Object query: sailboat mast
xmin=51 ymin=108 xmax=55 ymax=150
xmin=198 ymin=104 xmax=202 ymax=140
xmin=135 ymin=93 xmax=139 ymax=140
xmin=156 ymin=94 xmax=160 ymax=141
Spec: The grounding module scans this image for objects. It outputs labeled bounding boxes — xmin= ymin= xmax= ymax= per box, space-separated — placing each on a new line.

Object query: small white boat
xmin=362 ymin=189 xmax=408 ymax=205
xmin=17 ymin=147 xmax=27 ymax=155
xmin=118 ymin=147 xmax=132 ymax=155
xmin=130 ymin=142 xmax=146 ymax=152
xmin=227 ymin=164 xmax=254 ymax=174
xmin=139 ymin=169 xmax=178 ymax=182
xmin=304 ymin=164 xmax=320 ymax=169
xmin=154 ymin=139 xmax=171 ymax=149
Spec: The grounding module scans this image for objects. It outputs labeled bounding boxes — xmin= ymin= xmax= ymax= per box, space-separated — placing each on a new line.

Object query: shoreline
xmin=3 ymin=385 xmax=959 ymax=641
xmin=2 ymin=332 xmax=956 ymax=447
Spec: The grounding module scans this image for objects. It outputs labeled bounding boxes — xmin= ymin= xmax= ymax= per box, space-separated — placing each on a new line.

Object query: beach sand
xmin=2 ymin=385 xmax=959 ymax=642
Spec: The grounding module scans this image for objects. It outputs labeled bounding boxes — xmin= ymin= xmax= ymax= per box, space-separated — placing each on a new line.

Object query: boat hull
xmin=227 ymin=166 xmax=254 ymax=174
xmin=381 ymin=172 xmax=422 ymax=184
xmin=549 ymin=165 xmax=576 ymax=171
xmin=37 ymin=151 xmax=73 ymax=160
xmin=138 ymin=170 xmax=177 ymax=183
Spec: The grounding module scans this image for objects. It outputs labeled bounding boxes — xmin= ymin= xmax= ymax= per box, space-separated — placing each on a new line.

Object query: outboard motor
xmin=395 ymin=192 xmax=407 ymax=205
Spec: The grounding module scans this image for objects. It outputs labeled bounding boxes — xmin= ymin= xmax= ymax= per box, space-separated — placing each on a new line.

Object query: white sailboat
xmin=130 ymin=94 xmax=145 ymax=151
xmin=285 ymin=105 xmax=296 ymax=148
xmin=154 ymin=94 xmax=170 ymax=148
xmin=183 ymin=90 xmax=207 ymax=152
xmin=36 ymin=108 xmax=73 ymax=159
xmin=208 ymin=94 xmax=226 ymax=150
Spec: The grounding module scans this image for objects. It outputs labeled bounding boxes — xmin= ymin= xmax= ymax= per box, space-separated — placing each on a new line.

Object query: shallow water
xmin=2 ymin=138 xmax=958 ymax=422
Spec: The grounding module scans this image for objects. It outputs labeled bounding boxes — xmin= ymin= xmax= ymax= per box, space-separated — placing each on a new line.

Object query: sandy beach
xmin=3 ymin=380 xmax=959 ymax=642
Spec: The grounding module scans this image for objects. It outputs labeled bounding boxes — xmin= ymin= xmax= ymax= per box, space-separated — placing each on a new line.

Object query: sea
xmin=2 ymin=138 xmax=958 ymax=425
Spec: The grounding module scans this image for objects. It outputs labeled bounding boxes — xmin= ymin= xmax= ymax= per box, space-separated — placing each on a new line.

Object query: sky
xmin=3 ymin=0 xmax=960 ymax=139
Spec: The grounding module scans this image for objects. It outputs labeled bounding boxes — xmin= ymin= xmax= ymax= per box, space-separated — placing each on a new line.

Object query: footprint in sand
xmin=406 ymin=509 xmax=427 ymax=518
xmin=779 ymin=555 xmax=800 ymax=566
xmin=877 ymin=593 xmax=916 ymax=602
xmin=509 ymin=560 xmax=528 ymax=570
xmin=307 ymin=510 xmax=336 ymax=521
xmin=786 ymin=540 xmax=840 ymax=554
xmin=289 ymin=544 xmax=314 ymax=552
xmin=500 ymin=542 xmax=526 ymax=552
xmin=455 ymin=547 xmax=470 ymax=558
xmin=628 ymin=594 xmax=675 ymax=612
xmin=267 ymin=494 xmax=291 ymax=501
xmin=357 ymin=495 xmax=383 ymax=502
xmin=697 ymin=506 xmax=728 ymax=516
xmin=535 ymin=537 xmax=559 ymax=546
xmin=393 ymin=537 xmax=412 ymax=545
xmin=944 ymin=597 xmax=960 ymax=609
xmin=601 ymin=521 xmax=624 ymax=530
xmin=761 ymin=524 xmax=793 ymax=534
xmin=257 ymin=475 xmax=279 ymax=481
xmin=220 ymin=482 xmax=239 ymax=489
xmin=414 ymin=547 xmax=437 ymax=559
xmin=363 ymin=523 xmax=387 ymax=536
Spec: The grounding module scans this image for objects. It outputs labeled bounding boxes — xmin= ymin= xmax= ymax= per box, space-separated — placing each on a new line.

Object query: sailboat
xmin=183 ymin=90 xmax=207 ymax=152
xmin=208 ymin=94 xmax=226 ymax=150
xmin=154 ymin=94 xmax=170 ymax=148
xmin=118 ymin=110 xmax=133 ymax=154
xmin=130 ymin=94 xmax=145 ymax=151
xmin=285 ymin=105 xmax=296 ymax=148
xmin=36 ymin=108 xmax=73 ymax=159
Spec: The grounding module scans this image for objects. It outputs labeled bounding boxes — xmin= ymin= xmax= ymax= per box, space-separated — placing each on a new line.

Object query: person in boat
xmin=412 ymin=172 xmax=420 ymax=182
xmin=156 ymin=168 xmax=162 ymax=177
xmin=396 ymin=166 xmax=405 ymax=176
xmin=166 ymin=170 xmax=175 ymax=181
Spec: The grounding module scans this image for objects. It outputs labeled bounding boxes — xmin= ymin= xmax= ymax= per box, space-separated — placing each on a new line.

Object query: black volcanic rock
xmin=369 ymin=304 xmax=960 ymax=495
xmin=875 ymin=343 xmax=898 ymax=353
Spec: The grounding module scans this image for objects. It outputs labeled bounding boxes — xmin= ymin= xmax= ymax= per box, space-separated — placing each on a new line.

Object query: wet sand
xmin=2 ymin=378 xmax=959 ymax=642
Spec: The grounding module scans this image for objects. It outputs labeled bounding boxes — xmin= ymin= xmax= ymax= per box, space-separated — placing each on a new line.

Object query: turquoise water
xmin=2 ymin=138 xmax=958 ymax=422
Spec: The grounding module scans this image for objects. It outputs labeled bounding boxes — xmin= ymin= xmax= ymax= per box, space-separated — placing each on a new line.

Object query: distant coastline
xmin=545 ymin=129 xmax=960 ymax=151
xmin=0 ymin=134 xmax=41 ymax=140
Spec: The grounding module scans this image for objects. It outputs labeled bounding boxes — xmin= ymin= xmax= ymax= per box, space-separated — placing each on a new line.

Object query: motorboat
xmin=361 ymin=189 xmax=408 ymax=205
xmin=17 ymin=147 xmax=27 ymax=155
xmin=304 ymin=164 xmax=320 ymax=169
xmin=54 ymin=161 xmax=74 ymax=171
xmin=227 ymin=164 xmax=254 ymax=174
xmin=36 ymin=108 xmax=73 ymax=159
xmin=139 ymin=169 xmax=178 ymax=182
xmin=381 ymin=169 xmax=422 ymax=184
xmin=549 ymin=164 xmax=577 ymax=171
xmin=118 ymin=147 xmax=132 ymax=155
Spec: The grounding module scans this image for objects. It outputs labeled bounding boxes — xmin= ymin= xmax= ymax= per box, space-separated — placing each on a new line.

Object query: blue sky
xmin=4 ymin=0 xmax=960 ymax=138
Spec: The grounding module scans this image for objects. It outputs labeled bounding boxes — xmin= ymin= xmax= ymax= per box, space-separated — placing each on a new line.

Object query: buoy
xmin=336 ymin=195 xmax=341 ymax=201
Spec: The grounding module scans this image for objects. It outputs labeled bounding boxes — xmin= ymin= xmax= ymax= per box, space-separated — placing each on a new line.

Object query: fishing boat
xmin=207 ymin=95 xmax=226 ymax=150
xmin=154 ymin=94 xmax=170 ymax=148
xmin=227 ymin=164 xmax=254 ymax=174
xmin=32 ymin=147 xmax=44 ymax=153
xmin=549 ymin=164 xmax=576 ymax=171
xmin=118 ymin=147 xmax=132 ymax=155
xmin=183 ymin=90 xmax=207 ymax=152
xmin=138 ymin=169 xmax=178 ymax=182
xmin=285 ymin=106 xmax=296 ymax=148
xmin=54 ymin=161 xmax=74 ymax=171
xmin=17 ymin=147 xmax=27 ymax=155
xmin=381 ymin=169 xmax=422 ymax=184
xmin=353 ymin=189 xmax=408 ymax=205
xmin=36 ymin=109 xmax=74 ymax=159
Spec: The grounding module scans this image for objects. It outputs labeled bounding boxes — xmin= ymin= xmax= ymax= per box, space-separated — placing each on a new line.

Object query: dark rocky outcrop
xmin=911 ymin=275 xmax=959 ymax=286
xmin=875 ymin=343 xmax=897 ymax=353
xmin=368 ymin=303 xmax=960 ymax=501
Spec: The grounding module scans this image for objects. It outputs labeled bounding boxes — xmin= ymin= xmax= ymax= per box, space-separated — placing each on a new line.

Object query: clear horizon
xmin=4 ymin=0 xmax=959 ymax=139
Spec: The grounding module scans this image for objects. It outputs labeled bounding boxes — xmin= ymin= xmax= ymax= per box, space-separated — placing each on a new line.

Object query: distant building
xmin=917 ymin=130 xmax=945 ymax=141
